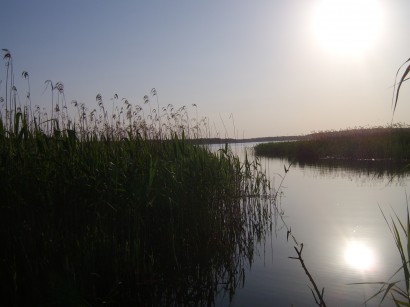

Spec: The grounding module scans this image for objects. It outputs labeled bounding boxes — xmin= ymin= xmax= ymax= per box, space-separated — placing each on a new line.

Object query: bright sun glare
xmin=344 ymin=241 xmax=375 ymax=271
xmin=312 ymin=0 xmax=383 ymax=56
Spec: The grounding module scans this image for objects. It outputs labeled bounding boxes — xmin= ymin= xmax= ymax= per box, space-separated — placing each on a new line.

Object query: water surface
xmin=215 ymin=142 xmax=409 ymax=306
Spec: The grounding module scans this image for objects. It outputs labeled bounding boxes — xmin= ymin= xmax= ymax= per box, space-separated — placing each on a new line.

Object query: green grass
xmin=0 ymin=51 xmax=273 ymax=305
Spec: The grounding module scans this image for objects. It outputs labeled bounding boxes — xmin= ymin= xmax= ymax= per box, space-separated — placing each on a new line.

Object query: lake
xmin=213 ymin=142 xmax=409 ymax=307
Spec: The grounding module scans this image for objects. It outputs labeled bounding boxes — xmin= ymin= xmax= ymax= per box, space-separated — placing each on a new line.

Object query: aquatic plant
xmin=274 ymin=162 xmax=327 ymax=307
xmin=256 ymin=126 xmax=410 ymax=160
xmin=254 ymin=126 xmax=410 ymax=177
xmin=350 ymin=203 xmax=410 ymax=306
xmin=373 ymin=57 xmax=410 ymax=305
xmin=347 ymin=57 xmax=410 ymax=306
xmin=392 ymin=57 xmax=410 ymax=115
xmin=377 ymin=204 xmax=410 ymax=305
xmin=0 ymin=50 xmax=274 ymax=305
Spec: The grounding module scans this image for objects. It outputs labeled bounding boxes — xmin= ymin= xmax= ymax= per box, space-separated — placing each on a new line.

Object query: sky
xmin=1 ymin=0 xmax=410 ymax=138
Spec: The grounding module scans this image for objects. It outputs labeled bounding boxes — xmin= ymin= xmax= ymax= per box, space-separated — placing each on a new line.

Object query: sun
xmin=344 ymin=241 xmax=375 ymax=271
xmin=312 ymin=0 xmax=383 ymax=56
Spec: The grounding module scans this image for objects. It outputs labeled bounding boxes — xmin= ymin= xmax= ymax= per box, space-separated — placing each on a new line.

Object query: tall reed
xmin=0 ymin=51 xmax=274 ymax=305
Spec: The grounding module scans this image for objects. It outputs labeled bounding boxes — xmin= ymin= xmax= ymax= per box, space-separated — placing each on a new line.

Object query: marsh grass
xmin=255 ymin=126 xmax=410 ymax=161
xmin=0 ymin=52 xmax=274 ymax=305
xmin=255 ymin=126 xmax=410 ymax=176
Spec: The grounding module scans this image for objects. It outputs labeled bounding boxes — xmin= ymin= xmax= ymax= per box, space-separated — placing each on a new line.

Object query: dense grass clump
xmin=0 ymin=51 xmax=273 ymax=305
xmin=0 ymin=111 xmax=271 ymax=306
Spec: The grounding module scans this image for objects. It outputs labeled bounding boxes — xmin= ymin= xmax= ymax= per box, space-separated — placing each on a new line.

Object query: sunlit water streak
xmin=211 ymin=142 xmax=407 ymax=307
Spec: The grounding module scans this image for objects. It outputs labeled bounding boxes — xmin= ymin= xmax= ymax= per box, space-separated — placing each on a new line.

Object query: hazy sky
xmin=2 ymin=0 xmax=410 ymax=138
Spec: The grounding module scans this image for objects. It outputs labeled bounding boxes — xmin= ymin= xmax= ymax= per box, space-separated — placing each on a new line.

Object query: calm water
xmin=214 ymin=143 xmax=410 ymax=307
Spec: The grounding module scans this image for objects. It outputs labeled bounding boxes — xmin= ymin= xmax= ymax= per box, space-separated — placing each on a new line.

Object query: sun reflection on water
xmin=344 ymin=241 xmax=375 ymax=271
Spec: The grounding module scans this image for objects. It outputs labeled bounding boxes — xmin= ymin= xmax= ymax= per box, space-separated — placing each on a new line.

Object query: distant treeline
xmin=190 ymin=135 xmax=305 ymax=145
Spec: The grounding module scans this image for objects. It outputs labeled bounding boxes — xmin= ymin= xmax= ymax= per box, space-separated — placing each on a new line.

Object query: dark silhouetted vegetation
xmin=0 ymin=50 xmax=275 ymax=305
xmin=255 ymin=126 xmax=410 ymax=166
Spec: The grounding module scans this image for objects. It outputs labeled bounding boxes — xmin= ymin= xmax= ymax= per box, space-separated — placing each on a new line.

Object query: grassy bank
xmin=255 ymin=126 xmax=410 ymax=163
xmin=0 ymin=52 xmax=273 ymax=305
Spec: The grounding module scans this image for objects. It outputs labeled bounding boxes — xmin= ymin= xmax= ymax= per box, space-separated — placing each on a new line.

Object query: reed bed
xmin=254 ymin=126 xmax=410 ymax=175
xmin=0 ymin=51 xmax=274 ymax=305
